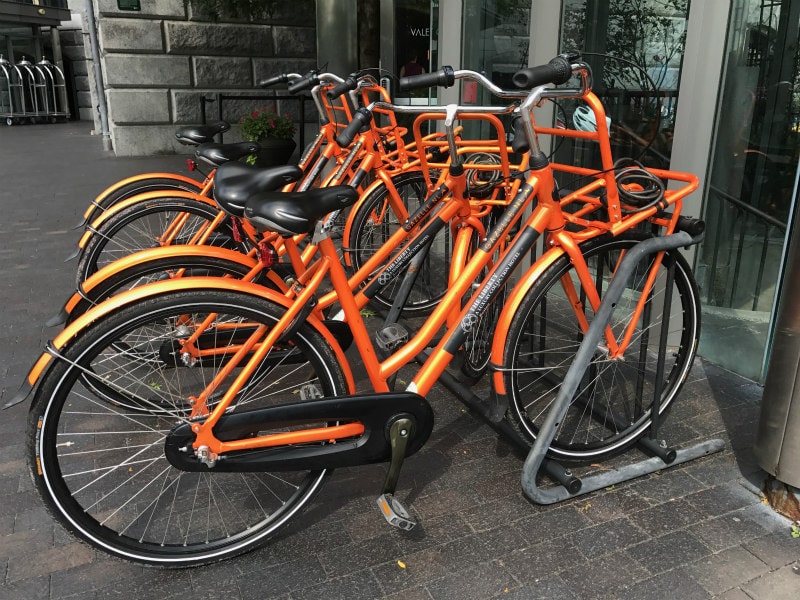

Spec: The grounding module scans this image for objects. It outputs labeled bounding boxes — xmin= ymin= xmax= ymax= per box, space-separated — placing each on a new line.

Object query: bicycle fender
xmin=78 ymin=190 xmax=218 ymax=250
xmin=10 ymin=278 xmax=355 ymax=409
xmin=54 ymin=245 xmax=262 ymax=325
xmin=490 ymin=245 xmax=566 ymax=399
xmin=81 ymin=172 xmax=203 ymax=223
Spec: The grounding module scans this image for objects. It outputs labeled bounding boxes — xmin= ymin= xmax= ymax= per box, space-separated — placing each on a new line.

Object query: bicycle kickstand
xmin=376 ymin=417 xmax=416 ymax=530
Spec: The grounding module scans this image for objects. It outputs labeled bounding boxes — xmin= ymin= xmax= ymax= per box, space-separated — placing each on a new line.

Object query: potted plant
xmin=239 ymin=106 xmax=297 ymax=167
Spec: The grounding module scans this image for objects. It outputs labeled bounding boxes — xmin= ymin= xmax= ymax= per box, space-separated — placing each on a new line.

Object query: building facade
xmin=8 ymin=0 xmax=799 ymax=383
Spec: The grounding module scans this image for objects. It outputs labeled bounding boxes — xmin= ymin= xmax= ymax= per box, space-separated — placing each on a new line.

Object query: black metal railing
xmin=700 ymin=185 xmax=787 ymax=312
xmin=200 ymin=92 xmax=309 ymax=151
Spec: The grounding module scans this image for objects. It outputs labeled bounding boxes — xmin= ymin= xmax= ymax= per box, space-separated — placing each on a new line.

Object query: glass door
xmin=697 ymin=0 xmax=800 ymax=380
xmin=459 ymin=0 xmax=532 ymax=139
xmin=394 ymin=0 xmax=434 ymax=104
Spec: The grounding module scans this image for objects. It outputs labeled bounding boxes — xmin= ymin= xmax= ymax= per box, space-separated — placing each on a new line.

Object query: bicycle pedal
xmin=376 ymin=493 xmax=416 ymax=530
xmin=374 ymin=324 xmax=408 ymax=352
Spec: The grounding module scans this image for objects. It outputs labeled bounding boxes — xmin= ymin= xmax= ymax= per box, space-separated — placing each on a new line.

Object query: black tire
xmin=76 ymin=197 xmax=238 ymax=287
xmin=68 ymin=251 xmax=277 ymax=324
xmin=502 ymin=233 xmax=700 ymax=463
xmin=345 ymin=171 xmax=450 ymax=315
xmin=85 ymin=177 xmax=204 ymax=225
xmin=459 ymin=286 xmax=505 ymax=383
xmin=28 ymin=289 xmax=348 ymax=566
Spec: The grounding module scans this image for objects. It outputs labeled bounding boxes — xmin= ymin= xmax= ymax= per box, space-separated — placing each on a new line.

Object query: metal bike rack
xmin=0 ymin=56 xmax=26 ymax=126
xmin=434 ymin=230 xmax=725 ymax=504
xmin=519 ymin=231 xmax=725 ymax=504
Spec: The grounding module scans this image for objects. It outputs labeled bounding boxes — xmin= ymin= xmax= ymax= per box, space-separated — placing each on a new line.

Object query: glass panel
xmin=459 ymin=0 xmax=532 ymax=139
xmin=460 ymin=0 xmax=531 ymax=88
xmin=557 ymin=1 xmax=690 ymax=176
xmin=393 ymin=0 xmax=436 ymax=135
xmin=696 ymin=0 xmax=800 ymax=380
xmin=394 ymin=0 xmax=433 ymax=97
xmin=0 ymin=23 xmax=42 ymax=62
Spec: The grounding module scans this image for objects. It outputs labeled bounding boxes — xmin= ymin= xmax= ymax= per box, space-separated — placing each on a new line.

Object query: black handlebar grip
xmin=327 ymin=76 xmax=358 ymax=100
xmin=398 ymin=66 xmax=455 ymax=92
xmin=287 ymin=72 xmax=320 ymax=94
xmin=510 ymin=115 xmax=529 ymax=153
xmin=512 ymin=55 xmax=573 ymax=89
xmin=258 ymin=73 xmax=291 ymax=88
xmin=335 ymin=107 xmax=373 ymax=148
xmin=675 ymin=216 xmax=705 ymax=237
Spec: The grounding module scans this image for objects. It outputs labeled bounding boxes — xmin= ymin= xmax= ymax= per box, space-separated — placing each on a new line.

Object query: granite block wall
xmin=65 ymin=0 xmax=317 ymax=155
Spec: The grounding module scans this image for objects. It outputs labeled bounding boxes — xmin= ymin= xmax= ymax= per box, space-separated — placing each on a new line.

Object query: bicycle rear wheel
xmin=502 ymin=233 xmax=700 ymax=463
xmin=85 ymin=176 xmax=204 ymax=225
xmin=68 ymin=250 xmax=280 ymax=323
xmin=76 ymin=197 xmax=237 ymax=286
xmin=29 ymin=289 xmax=348 ymax=566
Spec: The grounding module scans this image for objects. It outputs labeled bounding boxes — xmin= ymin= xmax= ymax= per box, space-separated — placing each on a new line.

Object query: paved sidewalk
xmin=0 ymin=122 xmax=798 ymax=600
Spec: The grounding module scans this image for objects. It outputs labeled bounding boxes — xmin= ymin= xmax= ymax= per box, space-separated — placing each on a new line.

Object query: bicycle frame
xmin=27 ymin=60 xmax=700 ymax=465
xmin=165 ymin=75 xmax=699 ymax=454
xmin=73 ymin=73 xmax=351 ymax=252
xmin=15 ymin=56 xmax=710 ymax=567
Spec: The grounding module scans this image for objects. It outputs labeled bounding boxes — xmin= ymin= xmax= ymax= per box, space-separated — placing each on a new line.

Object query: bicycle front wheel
xmin=346 ymin=171 xmax=450 ymax=315
xmin=502 ymin=234 xmax=700 ymax=463
xmin=29 ymin=289 xmax=348 ymax=566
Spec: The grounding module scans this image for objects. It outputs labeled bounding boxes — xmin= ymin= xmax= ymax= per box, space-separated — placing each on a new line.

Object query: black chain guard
xmin=165 ymin=392 xmax=434 ymax=472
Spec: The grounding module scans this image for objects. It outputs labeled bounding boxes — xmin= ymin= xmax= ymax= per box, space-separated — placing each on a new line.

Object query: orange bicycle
xmin=56 ymin=72 xmax=466 ymax=321
xmin=69 ymin=70 xmax=356 ymax=280
xmin=74 ymin=73 xmax=318 ymax=229
xmin=19 ymin=54 xmax=702 ymax=566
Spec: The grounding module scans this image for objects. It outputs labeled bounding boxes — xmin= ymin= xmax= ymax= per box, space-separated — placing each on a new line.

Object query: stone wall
xmin=58 ymin=13 xmax=93 ymax=123
xmin=74 ymin=0 xmax=317 ymax=155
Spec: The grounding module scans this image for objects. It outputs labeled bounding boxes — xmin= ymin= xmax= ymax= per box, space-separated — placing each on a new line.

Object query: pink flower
xmin=252 ymin=111 xmax=258 ymax=118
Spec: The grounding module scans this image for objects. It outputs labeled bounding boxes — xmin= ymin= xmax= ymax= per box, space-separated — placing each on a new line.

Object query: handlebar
xmin=397 ymin=66 xmax=529 ymax=101
xmin=335 ymin=107 xmax=372 ymax=148
xmin=512 ymin=54 xmax=574 ymax=89
xmin=398 ymin=66 xmax=455 ymax=92
xmin=327 ymin=75 xmax=358 ymax=100
xmin=509 ymin=114 xmax=529 ymax=154
xmin=334 ymin=54 xmax=593 ymax=162
xmin=288 ymin=71 xmax=321 ymax=94
xmin=258 ymin=73 xmax=300 ymax=88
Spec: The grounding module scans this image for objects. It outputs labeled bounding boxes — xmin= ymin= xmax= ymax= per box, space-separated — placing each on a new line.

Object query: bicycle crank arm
xmin=165 ymin=392 xmax=433 ymax=472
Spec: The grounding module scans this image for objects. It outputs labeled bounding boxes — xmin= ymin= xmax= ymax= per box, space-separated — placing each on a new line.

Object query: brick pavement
xmin=0 ymin=122 xmax=798 ymax=599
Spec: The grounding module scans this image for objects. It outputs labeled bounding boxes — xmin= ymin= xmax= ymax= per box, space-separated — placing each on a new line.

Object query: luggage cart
xmin=0 ymin=56 xmax=27 ymax=126
xmin=15 ymin=58 xmax=42 ymax=123
xmin=34 ymin=59 xmax=69 ymax=122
